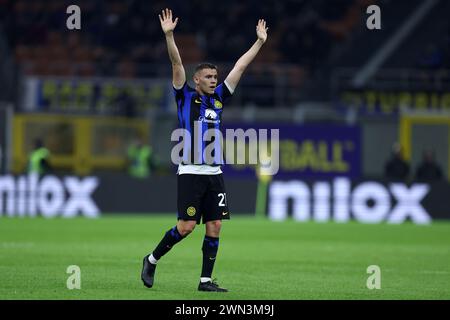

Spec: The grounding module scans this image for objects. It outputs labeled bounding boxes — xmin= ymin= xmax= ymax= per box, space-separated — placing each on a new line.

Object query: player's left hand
xmin=256 ymin=19 xmax=268 ymax=43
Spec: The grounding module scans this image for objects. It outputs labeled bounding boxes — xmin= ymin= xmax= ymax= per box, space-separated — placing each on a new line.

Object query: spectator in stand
xmin=28 ymin=138 xmax=52 ymax=175
xmin=384 ymin=143 xmax=410 ymax=180
xmin=415 ymin=149 xmax=443 ymax=181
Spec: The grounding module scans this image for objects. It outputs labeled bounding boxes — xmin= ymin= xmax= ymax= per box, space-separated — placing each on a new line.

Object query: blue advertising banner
xmin=22 ymin=76 xmax=171 ymax=115
xmin=221 ymin=124 xmax=361 ymax=179
xmin=335 ymin=90 xmax=450 ymax=116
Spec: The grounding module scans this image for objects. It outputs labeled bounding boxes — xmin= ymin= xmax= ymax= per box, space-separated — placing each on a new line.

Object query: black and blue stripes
xmin=173 ymin=82 xmax=231 ymax=165
xmin=169 ymin=226 xmax=182 ymax=241
xmin=203 ymin=235 xmax=220 ymax=248
xmin=201 ymin=235 xmax=220 ymax=278
xmin=152 ymin=225 xmax=184 ymax=260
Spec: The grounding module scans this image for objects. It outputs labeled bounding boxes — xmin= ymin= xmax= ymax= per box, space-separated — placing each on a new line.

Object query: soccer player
xmin=141 ymin=8 xmax=268 ymax=292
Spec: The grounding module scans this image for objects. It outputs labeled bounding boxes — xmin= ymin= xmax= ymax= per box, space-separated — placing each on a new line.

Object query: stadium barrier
xmin=0 ymin=105 xmax=12 ymax=174
xmin=267 ymin=178 xmax=450 ymax=224
xmin=0 ymin=173 xmax=256 ymax=218
xmin=12 ymin=114 xmax=149 ymax=175
xmin=1 ymin=174 xmax=449 ymax=224
xmin=21 ymin=76 xmax=170 ymax=115
xmin=332 ymin=68 xmax=450 ymax=116
xmin=400 ymin=113 xmax=450 ymax=180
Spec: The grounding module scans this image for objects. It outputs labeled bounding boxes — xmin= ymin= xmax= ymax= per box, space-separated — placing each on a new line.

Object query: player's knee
xmin=212 ymin=220 xmax=222 ymax=230
xmin=207 ymin=220 xmax=222 ymax=236
xmin=179 ymin=228 xmax=194 ymax=237
xmin=177 ymin=221 xmax=196 ymax=237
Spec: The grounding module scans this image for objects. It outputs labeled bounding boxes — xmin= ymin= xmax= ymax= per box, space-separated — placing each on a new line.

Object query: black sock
xmin=152 ymin=226 xmax=184 ymax=260
xmin=201 ymin=235 xmax=219 ymax=279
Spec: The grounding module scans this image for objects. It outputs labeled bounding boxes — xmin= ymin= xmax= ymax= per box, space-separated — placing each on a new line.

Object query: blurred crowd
xmin=384 ymin=143 xmax=443 ymax=182
xmin=1 ymin=0 xmax=374 ymax=78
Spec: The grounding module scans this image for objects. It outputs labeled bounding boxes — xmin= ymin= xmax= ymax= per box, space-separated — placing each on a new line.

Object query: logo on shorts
xmin=187 ymin=206 xmax=196 ymax=216
xmin=222 ymin=211 xmax=228 ymax=216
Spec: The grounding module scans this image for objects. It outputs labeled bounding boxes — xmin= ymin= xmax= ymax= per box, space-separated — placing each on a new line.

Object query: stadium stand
xmin=3 ymin=0 xmax=368 ymax=80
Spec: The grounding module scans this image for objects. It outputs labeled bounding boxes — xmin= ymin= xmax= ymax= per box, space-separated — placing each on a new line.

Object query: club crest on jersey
xmin=187 ymin=206 xmax=196 ymax=216
xmin=214 ymin=100 xmax=223 ymax=109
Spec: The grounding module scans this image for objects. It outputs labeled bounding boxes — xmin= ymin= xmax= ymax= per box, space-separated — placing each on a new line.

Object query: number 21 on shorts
xmin=218 ymin=193 xmax=227 ymax=207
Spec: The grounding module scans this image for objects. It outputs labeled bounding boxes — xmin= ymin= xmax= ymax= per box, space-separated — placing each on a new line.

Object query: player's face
xmin=194 ymin=68 xmax=218 ymax=95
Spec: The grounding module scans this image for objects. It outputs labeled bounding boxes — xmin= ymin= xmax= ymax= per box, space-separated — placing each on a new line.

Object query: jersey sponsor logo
xmin=198 ymin=109 xmax=220 ymax=124
xmin=187 ymin=206 xmax=196 ymax=216
xmin=205 ymin=109 xmax=217 ymax=120
xmin=214 ymin=100 xmax=222 ymax=109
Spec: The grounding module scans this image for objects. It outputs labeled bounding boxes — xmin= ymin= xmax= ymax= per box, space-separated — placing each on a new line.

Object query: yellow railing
xmin=399 ymin=113 xmax=450 ymax=181
xmin=13 ymin=114 xmax=149 ymax=175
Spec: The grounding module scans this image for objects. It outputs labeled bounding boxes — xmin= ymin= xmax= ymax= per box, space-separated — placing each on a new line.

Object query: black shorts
xmin=177 ymin=174 xmax=230 ymax=224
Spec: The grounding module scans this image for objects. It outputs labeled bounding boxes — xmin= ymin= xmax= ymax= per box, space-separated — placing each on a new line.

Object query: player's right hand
xmin=159 ymin=8 xmax=178 ymax=34
xmin=256 ymin=19 xmax=268 ymax=43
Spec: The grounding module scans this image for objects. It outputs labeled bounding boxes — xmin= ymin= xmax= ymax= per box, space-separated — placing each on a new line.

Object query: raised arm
xmin=159 ymin=8 xmax=186 ymax=89
xmin=225 ymin=19 xmax=268 ymax=92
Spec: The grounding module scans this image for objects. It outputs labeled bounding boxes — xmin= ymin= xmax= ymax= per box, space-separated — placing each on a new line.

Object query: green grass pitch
xmin=1 ymin=215 xmax=449 ymax=300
